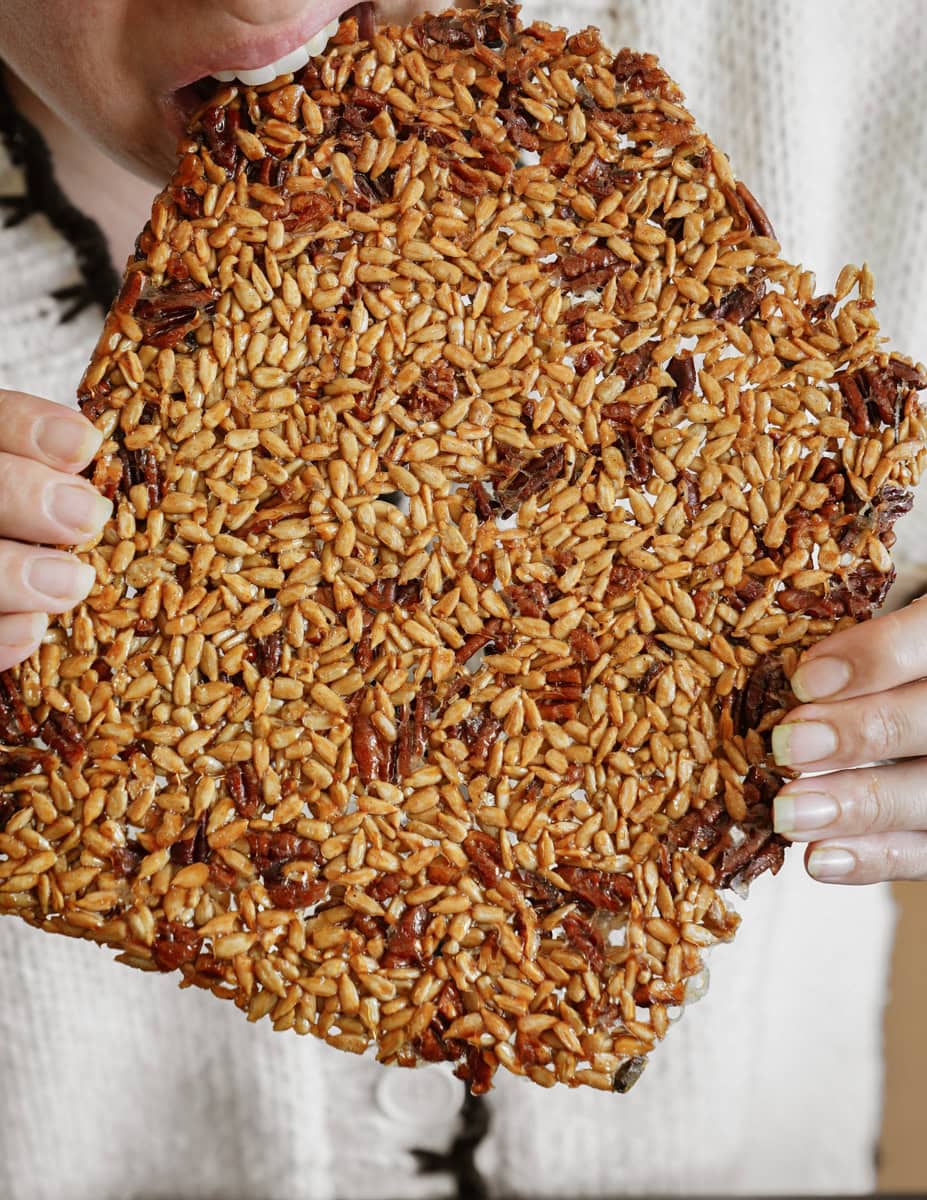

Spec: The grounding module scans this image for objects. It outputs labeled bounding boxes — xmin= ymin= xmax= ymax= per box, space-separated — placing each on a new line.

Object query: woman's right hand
xmin=0 ymin=390 xmax=111 ymax=671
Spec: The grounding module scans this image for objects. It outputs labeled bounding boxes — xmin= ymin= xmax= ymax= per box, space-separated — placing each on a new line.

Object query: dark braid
xmin=0 ymin=68 xmax=118 ymax=320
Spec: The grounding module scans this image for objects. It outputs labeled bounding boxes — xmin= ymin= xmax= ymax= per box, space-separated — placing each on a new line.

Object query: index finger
xmin=790 ymin=598 xmax=927 ymax=704
xmin=0 ymin=390 xmax=102 ymax=473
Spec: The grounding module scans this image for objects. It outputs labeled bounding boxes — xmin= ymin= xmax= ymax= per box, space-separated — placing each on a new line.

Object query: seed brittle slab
xmin=1 ymin=2 xmax=925 ymax=1094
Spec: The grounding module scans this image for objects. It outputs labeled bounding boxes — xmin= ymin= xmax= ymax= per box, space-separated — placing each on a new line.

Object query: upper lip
xmin=169 ymin=0 xmax=355 ymax=91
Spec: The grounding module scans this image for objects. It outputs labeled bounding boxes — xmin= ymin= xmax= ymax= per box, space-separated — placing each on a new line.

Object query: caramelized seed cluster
xmin=1 ymin=2 xmax=924 ymax=1094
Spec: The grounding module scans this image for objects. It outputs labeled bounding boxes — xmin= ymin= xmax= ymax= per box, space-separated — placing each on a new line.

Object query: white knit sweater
xmin=2 ymin=2 xmax=923 ymax=1196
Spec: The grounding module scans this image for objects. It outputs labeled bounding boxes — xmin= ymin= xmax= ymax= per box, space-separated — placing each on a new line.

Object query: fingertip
xmin=806 ymin=845 xmax=857 ymax=882
xmin=772 ymin=793 xmax=794 ymax=837
xmin=72 ymin=422 xmax=104 ymax=472
xmin=771 ymin=723 xmax=792 ymax=767
xmin=790 ymin=655 xmax=852 ymax=703
xmin=46 ymin=483 xmax=112 ymax=544
xmin=25 ymin=553 xmax=97 ymax=612
xmin=0 ymin=610 xmax=48 ymax=670
xmin=34 ymin=414 xmax=103 ymax=472
xmin=73 ymin=560 xmax=97 ymax=601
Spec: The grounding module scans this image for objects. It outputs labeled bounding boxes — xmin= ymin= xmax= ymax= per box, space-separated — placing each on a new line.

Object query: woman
xmin=0 ymin=1 xmax=923 ymax=1196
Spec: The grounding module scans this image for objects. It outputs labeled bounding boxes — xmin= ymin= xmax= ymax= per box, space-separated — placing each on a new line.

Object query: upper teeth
xmin=213 ymin=17 xmax=340 ymax=84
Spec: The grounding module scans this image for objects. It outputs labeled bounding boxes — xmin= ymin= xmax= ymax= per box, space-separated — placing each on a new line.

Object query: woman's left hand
xmin=772 ymin=596 xmax=927 ymax=883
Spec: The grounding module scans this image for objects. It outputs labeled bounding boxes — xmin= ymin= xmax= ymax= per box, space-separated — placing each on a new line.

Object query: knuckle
xmin=0 ymin=547 xmax=29 ymax=609
xmin=0 ymin=452 xmax=18 ymax=497
xmin=880 ymin=613 xmax=910 ymax=670
xmin=877 ymin=840 xmax=909 ymax=881
xmin=856 ymin=770 xmax=896 ymax=832
xmin=0 ymin=393 xmax=15 ymax=429
xmin=0 ymin=451 xmax=40 ymax=506
xmin=857 ymin=701 xmax=906 ymax=761
xmin=0 ymin=394 xmax=36 ymax=455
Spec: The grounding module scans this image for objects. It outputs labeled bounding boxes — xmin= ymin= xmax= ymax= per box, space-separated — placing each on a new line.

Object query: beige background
xmin=879 ymin=883 xmax=927 ymax=1192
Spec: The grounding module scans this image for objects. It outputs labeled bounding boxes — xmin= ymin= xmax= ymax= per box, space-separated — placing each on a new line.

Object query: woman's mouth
xmin=209 ymin=15 xmax=342 ymax=86
xmin=165 ymin=3 xmax=374 ymax=140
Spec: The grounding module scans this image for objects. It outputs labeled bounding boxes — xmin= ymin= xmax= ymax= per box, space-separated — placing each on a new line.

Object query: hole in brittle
xmin=684 ymin=967 xmax=710 ymax=1004
xmin=379 ymin=489 xmax=409 ymax=514
xmin=461 ymin=646 xmax=486 ymax=674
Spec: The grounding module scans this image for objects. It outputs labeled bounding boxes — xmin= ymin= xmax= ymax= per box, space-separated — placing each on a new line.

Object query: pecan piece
xmin=246 ymin=830 xmax=319 ymax=875
xmin=569 ymin=628 xmax=600 ymax=663
xmin=496 ymin=444 xmax=565 ymax=515
xmin=717 ymin=828 xmax=788 ymax=889
xmin=200 ymin=103 xmax=241 ymax=172
xmin=664 ymin=800 xmax=727 ymax=853
xmin=382 ymin=904 xmax=430 ymax=968
xmin=611 ymin=48 xmax=678 ymax=98
xmin=265 ymin=878 xmax=328 ymax=910
xmin=734 ymin=180 xmax=777 ymax=240
xmin=836 ymin=369 xmax=871 ymax=435
xmin=283 ymin=191 xmax=335 ymax=233
xmin=40 ymin=711 xmax=85 ymax=767
xmin=151 ymin=921 xmax=203 ymax=972
xmin=498 ymin=106 xmax=539 ymax=151
xmin=605 ymin=561 xmax=645 ymax=600
xmin=353 ymin=711 xmax=391 ymax=783
xmin=730 ymin=656 xmax=791 ymax=738
xmin=170 ymin=813 xmax=210 ymax=866
xmin=537 ymin=666 xmax=582 ymax=721
xmin=367 ymin=872 xmax=404 ymax=905
xmin=133 ymin=281 xmax=221 ymax=348
xmin=578 ymin=157 xmax=638 ymax=199
xmin=118 ymin=446 xmax=161 ymax=507
xmin=455 ymin=617 xmax=510 ymax=665
xmin=227 ymin=762 xmax=262 ymax=818
xmin=463 ymin=830 xmax=504 ymax=888
xmin=558 ymin=865 xmax=634 ymax=913
xmin=602 ymin=400 xmax=651 ymax=484
xmin=404 ymin=363 xmax=458 ymax=419
xmin=253 ymin=630 xmax=283 ymax=678
xmin=706 ymin=272 xmax=766 ymax=325
xmin=0 ymin=671 xmax=38 ymax=745
xmin=109 ymin=842 xmax=143 ymax=879
xmin=470 ymin=480 xmax=498 ymax=521
xmin=455 ymin=1046 xmax=495 ymax=1095
xmin=562 ymin=913 xmax=605 ymax=971
xmin=666 ymin=355 xmax=696 ymax=405
xmin=557 ymin=246 xmax=620 ymax=292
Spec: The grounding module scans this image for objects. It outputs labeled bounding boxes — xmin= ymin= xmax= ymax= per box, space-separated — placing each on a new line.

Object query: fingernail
xmin=791 ymin=656 xmax=852 ymax=702
xmin=774 ymin=790 xmax=840 ymax=835
xmin=27 ymin=555 xmax=96 ymax=602
xmin=47 ymin=484 xmax=111 ymax=537
xmin=35 ymin=416 xmax=102 ymax=467
xmin=0 ymin=611 xmax=47 ymax=648
xmin=807 ymin=847 xmax=857 ymax=881
xmin=772 ymin=720 xmax=838 ymax=766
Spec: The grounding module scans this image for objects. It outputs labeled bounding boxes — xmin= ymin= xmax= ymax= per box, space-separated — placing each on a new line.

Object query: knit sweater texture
xmin=1 ymin=2 xmax=922 ymax=1196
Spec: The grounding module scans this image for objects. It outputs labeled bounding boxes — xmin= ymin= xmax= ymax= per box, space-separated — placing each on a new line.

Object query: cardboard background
xmin=878 ymin=882 xmax=927 ymax=1192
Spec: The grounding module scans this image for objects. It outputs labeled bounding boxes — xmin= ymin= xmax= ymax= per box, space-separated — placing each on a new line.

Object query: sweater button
xmin=376 ymin=1063 xmax=466 ymax=1123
